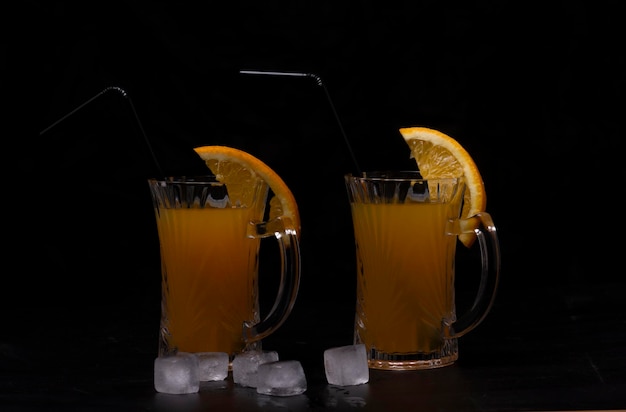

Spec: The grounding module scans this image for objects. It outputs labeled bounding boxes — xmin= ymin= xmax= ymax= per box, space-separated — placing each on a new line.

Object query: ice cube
xmin=196 ymin=352 xmax=229 ymax=381
xmin=154 ymin=352 xmax=200 ymax=394
xmin=324 ymin=344 xmax=369 ymax=386
xmin=232 ymin=350 xmax=279 ymax=388
xmin=256 ymin=360 xmax=307 ymax=397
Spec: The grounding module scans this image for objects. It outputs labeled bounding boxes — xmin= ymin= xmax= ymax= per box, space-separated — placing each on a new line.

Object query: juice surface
xmin=155 ymin=207 xmax=260 ymax=355
xmin=351 ymin=202 xmax=457 ymax=353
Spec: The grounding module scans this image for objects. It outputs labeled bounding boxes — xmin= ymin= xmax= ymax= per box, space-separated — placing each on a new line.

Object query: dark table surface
xmin=2 ymin=277 xmax=625 ymax=412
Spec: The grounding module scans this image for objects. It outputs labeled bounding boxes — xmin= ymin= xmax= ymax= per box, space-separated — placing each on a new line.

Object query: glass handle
xmin=449 ymin=212 xmax=501 ymax=338
xmin=243 ymin=217 xmax=301 ymax=343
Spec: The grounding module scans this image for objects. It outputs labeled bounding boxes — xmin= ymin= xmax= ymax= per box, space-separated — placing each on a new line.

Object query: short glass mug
xmin=344 ymin=171 xmax=500 ymax=370
xmin=148 ymin=176 xmax=301 ymax=360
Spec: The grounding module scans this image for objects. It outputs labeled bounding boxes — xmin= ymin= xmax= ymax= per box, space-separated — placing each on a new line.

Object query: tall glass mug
xmin=148 ymin=176 xmax=301 ymax=361
xmin=344 ymin=171 xmax=500 ymax=370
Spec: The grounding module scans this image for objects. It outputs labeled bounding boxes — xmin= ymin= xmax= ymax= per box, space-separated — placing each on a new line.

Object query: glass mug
xmin=344 ymin=171 xmax=500 ymax=370
xmin=148 ymin=176 xmax=301 ymax=360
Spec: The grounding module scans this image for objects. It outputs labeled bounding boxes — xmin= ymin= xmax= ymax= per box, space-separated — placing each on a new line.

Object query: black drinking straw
xmin=239 ymin=70 xmax=362 ymax=175
xmin=40 ymin=72 xmax=362 ymax=177
xmin=39 ymin=86 xmax=166 ymax=177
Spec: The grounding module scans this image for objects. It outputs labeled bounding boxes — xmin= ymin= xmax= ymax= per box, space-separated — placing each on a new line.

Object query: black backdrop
xmin=3 ymin=1 xmax=625 ymax=369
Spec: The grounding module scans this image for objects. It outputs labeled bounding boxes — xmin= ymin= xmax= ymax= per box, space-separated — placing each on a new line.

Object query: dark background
xmin=2 ymin=1 xmax=626 ymax=409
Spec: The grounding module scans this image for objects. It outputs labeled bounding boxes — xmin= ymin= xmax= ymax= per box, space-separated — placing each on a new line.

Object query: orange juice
xmin=346 ymin=170 xmax=500 ymax=370
xmin=155 ymin=207 xmax=260 ymax=356
xmin=350 ymin=201 xmax=458 ymax=354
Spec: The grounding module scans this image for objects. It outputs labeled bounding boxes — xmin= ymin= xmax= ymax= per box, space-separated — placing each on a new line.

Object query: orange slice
xmin=193 ymin=145 xmax=301 ymax=235
xmin=399 ymin=126 xmax=486 ymax=247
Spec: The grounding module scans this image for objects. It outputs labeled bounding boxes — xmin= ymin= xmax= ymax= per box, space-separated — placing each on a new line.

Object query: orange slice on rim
xmin=193 ymin=145 xmax=300 ymax=235
xmin=399 ymin=126 xmax=486 ymax=247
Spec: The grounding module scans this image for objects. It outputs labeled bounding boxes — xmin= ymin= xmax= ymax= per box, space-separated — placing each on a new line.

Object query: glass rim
xmin=148 ymin=176 xmax=222 ymax=186
xmin=148 ymin=175 xmax=230 ymax=185
xmin=147 ymin=175 xmax=268 ymax=189
xmin=148 ymin=175 xmax=217 ymax=182
xmin=345 ymin=171 xmax=461 ymax=183
xmin=147 ymin=174 xmax=262 ymax=186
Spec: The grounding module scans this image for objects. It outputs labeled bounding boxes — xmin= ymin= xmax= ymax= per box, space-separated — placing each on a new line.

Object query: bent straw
xmin=39 ymin=86 xmax=165 ymax=177
xmin=239 ymin=70 xmax=362 ymax=175
xmin=40 ymin=74 xmax=361 ymax=177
